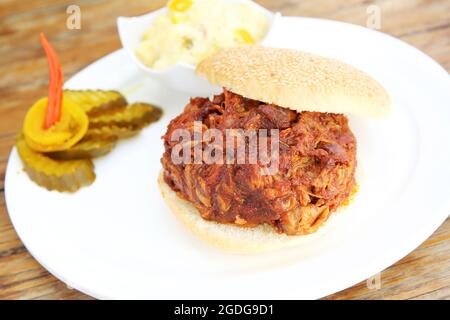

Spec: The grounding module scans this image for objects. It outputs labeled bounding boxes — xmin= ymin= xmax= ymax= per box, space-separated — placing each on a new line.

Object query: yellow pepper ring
xmin=23 ymin=97 xmax=89 ymax=152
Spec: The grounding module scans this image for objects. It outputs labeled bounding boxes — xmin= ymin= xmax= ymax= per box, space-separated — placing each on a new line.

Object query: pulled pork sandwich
xmin=159 ymin=46 xmax=390 ymax=253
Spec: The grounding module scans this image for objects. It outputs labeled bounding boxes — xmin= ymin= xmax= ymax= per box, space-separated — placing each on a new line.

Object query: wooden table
xmin=0 ymin=0 xmax=449 ymax=300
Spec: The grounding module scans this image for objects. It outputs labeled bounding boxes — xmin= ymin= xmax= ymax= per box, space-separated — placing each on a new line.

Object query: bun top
xmin=196 ymin=46 xmax=391 ymax=117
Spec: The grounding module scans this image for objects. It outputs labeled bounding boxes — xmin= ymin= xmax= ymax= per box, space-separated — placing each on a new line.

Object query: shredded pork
xmin=162 ymin=89 xmax=356 ymax=235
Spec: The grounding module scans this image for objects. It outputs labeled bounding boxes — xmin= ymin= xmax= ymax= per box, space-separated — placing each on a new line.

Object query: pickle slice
xmin=89 ymin=102 xmax=163 ymax=129
xmin=64 ymin=90 xmax=127 ymax=116
xmin=16 ymin=138 xmax=95 ymax=192
xmin=48 ymin=136 xmax=117 ymax=160
xmin=85 ymin=125 xmax=140 ymax=140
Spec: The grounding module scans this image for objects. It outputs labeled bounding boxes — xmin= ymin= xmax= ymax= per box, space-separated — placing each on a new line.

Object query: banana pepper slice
xmin=23 ymin=97 xmax=89 ymax=152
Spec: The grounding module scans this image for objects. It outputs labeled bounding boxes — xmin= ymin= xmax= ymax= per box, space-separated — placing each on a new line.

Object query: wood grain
xmin=0 ymin=0 xmax=449 ymax=300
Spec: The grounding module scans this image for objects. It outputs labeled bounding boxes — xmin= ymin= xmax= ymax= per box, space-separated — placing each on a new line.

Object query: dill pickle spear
xmin=64 ymin=90 xmax=127 ymax=116
xmin=48 ymin=136 xmax=117 ymax=160
xmin=89 ymin=102 xmax=163 ymax=129
xmin=16 ymin=138 xmax=95 ymax=192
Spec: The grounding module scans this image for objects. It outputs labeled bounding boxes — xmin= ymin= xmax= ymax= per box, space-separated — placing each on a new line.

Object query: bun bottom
xmin=158 ymin=172 xmax=312 ymax=254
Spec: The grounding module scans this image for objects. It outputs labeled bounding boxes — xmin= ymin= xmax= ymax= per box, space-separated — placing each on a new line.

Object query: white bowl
xmin=117 ymin=0 xmax=281 ymax=96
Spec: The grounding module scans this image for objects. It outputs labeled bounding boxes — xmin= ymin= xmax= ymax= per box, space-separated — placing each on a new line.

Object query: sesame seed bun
xmin=196 ymin=46 xmax=391 ymax=117
xmin=158 ymin=172 xmax=315 ymax=254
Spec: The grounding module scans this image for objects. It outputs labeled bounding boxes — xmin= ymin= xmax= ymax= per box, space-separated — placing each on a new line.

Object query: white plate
xmin=5 ymin=17 xmax=450 ymax=299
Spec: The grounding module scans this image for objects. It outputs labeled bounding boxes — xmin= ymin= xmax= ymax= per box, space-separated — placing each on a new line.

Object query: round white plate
xmin=5 ymin=17 xmax=450 ymax=299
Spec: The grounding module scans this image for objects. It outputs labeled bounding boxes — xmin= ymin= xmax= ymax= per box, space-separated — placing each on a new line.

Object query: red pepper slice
xmin=39 ymin=33 xmax=64 ymax=129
